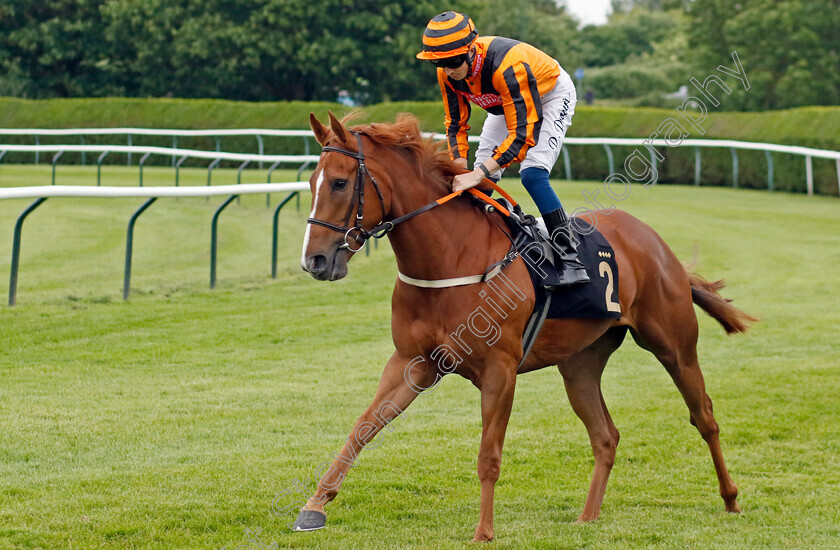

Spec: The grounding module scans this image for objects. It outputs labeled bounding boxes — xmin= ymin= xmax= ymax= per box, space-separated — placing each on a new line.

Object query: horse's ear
xmin=327 ymin=111 xmax=349 ymax=144
xmin=309 ymin=113 xmax=330 ymax=146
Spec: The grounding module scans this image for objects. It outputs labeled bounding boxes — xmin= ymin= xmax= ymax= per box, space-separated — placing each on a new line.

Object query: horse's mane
xmin=348 ymin=113 xmax=461 ymax=185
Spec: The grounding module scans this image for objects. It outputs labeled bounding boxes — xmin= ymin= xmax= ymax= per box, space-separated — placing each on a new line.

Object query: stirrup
xmin=544 ymin=272 xmax=589 ymax=290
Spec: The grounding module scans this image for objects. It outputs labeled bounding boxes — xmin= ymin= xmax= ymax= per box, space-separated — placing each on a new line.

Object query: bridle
xmin=306 ymin=131 xmax=388 ymax=252
xmin=306 ymin=129 xmax=523 ymax=253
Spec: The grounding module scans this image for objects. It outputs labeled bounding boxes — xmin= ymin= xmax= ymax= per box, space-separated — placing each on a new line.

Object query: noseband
xmin=306 ymin=132 xmax=387 ymax=252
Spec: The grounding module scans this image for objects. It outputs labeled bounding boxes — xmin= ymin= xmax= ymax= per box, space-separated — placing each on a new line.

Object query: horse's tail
xmin=686 ymin=269 xmax=758 ymax=334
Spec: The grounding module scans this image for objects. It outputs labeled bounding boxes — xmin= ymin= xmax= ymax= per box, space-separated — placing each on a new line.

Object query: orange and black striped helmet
xmin=416 ymin=12 xmax=478 ymax=60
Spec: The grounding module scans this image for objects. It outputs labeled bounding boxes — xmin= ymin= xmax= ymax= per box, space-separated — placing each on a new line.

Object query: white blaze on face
xmin=300 ymin=168 xmax=325 ymax=269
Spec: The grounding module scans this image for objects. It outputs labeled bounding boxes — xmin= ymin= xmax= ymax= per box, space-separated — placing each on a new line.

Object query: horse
xmin=296 ymin=111 xmax=756 ymax=542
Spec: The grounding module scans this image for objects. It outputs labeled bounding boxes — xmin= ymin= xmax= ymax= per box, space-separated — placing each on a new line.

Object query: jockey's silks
xmin=438 ymin=36 xmax=563 ymax=168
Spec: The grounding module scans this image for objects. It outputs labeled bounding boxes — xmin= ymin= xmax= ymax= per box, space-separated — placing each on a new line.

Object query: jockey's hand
xmin=452 ymin=169 xmax=485 ymax=192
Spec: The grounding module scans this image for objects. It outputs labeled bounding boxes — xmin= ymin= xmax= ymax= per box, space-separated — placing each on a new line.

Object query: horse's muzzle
xmin=302 ymin=251 xmax=348 ymax=281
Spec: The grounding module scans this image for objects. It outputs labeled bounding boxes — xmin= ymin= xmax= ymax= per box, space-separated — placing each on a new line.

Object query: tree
xmin=477 ymin=0 xmax=580 ymax=69
xmin=246 ymin=0 xmax=467 ymax=102
xmin=686 ymin=0 xmax=840 ymax=110
xmin=579 ymin=8 xmax=676 ymax=67
xmin=100 ymin=0 xmax=262 ymax=99
xmin=610 ymin=0 xmax=688 ymax=14
xmin=0 ymin=0 xmax=114 ymax=97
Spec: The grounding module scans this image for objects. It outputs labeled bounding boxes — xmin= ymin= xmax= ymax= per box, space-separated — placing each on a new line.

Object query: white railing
xmin=0 ymin=128 xmax=313 ymax=137
xmin=0 ymin=182 xmax=307 ymax=200
xmin=452 ymin=134 xmax=840 ymax=197
xmin=0 ymin=128 xmax=316 ymax=165
xmin=2 ymin=129 xmax=839 ymax=196
xmin=0 ymin=143 xmax=319 ymax=164
xmin=1 ymin=182 xmax=311 ymax=306
xmin=0 ymin=143 xmax=319 ymax=187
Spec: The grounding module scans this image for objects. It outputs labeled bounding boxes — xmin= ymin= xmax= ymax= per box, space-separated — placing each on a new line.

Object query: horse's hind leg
xmin=557 ymin=327 xmax=626 ymax=522
xmin=630 ymin=309 xmax=741 ymax=513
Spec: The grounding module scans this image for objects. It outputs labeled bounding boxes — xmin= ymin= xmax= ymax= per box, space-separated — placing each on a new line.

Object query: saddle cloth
xmin=508 ymin=213 xmax=621 ymax=321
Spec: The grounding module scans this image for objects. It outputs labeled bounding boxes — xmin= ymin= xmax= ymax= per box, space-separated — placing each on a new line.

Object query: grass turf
xmin=1 ymin=165 xmax=839 ymax=549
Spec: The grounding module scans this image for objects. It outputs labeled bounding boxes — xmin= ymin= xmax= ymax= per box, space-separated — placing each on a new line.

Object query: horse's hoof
xmin=726 ymin=501 xmax=742 ymax=514
xmin=471 ymin=529 xmax=494 ymax=542
xmin=291 ymin=509 xmax=326 ymax=532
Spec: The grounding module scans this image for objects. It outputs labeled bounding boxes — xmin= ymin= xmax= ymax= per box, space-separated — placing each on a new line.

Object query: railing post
xmin=236 ymin=159 xmax=251 ymax=205
xmin=175 ymin=156 xmax=188 ymax=186
xmin=694 ymin=147 xmax=701 ymax=186
xmin=272 ymin=191 xmax=300 ymax=278
xmin=836 ymin=159 xmax=840 ymax=198
xmin=730 ymin=147 xmax=739 ymax=188
xmin=294 ymin=162 xmax=313 ymax=211
xmin=764 ymin=150 xmax=774 ymax=191
xmin=805 ymin=155 xmax=813 ymax=196
xmin=210 ymin=195 xmax=238 ymax=288
xmin=127 ymin=134 xmax=132 ymax=166
xmin=256 ymin=135 xmax=264 ymax=169
xmin=9 ymin=198 xmax=48 ymax=306
xmin=602 ymin=144 xmax=614 ymax=176
xmin=124 ymin=198 xmax=158 ymax=300
xmin=561 ymin=145 xmax=572 ymax=181
xmin=207 ymin=158 xmax=222 ymax=186
xmin=296 ymin=161 xmax=312 ymax=182
xmin=97 ymin=151 xmax=109 ymax=186
xmin=79 ymin=135 xmax=86 ymax=165
xmin=51 ymin=151 xmax=64 ymax=185
xmin=0 ymin=150 xmax=6 ymax=184
xmin=649 ymin=149 xmax=657 ymax=184
xmin=172 ymin=136 xmax=178 ymax=167
xmin=207 ymin=157 xmax=222 ymax=201
xmin=267 ymin=159 xmax=284 ymax=208
xmin=34 ymin=136 xmax=40 ymax=165
xmin=138 ymin=152 xmax=152 ymax=187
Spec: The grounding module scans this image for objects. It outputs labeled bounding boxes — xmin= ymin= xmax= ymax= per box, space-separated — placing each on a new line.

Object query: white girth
xmin=397 ymin=272 xmax=485 ymax=288
xmin=397 ymin=259 xmax=508 ymax=288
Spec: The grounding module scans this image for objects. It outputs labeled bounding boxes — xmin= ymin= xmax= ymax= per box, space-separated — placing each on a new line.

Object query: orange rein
xmin=434 ymin=177 xmax=518 ymax=218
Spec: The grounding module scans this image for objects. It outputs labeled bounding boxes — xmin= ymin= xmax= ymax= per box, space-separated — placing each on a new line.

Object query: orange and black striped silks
xmin=439 ymin=36 xmax=562 ymax=168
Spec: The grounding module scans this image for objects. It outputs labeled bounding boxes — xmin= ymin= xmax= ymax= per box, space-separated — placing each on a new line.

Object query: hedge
xmin=1 ymin=97 xmax=838 ymax=195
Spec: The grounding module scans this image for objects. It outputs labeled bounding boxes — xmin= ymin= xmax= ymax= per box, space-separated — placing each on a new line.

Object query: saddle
xmin=481 ymin=198 xmax=621 ymax=368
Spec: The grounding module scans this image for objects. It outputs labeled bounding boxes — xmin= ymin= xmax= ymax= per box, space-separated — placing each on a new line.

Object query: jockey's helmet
xmin=416 ymin=12 xmax=478 ymax=61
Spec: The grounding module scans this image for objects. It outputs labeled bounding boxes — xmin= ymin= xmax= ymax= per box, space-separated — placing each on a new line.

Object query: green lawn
xmin=1 ymin=166 xmax=839 ymax=549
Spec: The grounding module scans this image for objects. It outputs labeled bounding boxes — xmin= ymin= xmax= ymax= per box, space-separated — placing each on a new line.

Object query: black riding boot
xmin=542 ymin=208 xmax=590 ymax=287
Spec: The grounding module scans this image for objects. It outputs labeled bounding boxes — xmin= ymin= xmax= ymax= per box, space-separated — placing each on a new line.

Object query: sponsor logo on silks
xmin=457 ymin=91 xmax=503 ymax=109
xmin=469 ymin=54 xmax=484 ymax=78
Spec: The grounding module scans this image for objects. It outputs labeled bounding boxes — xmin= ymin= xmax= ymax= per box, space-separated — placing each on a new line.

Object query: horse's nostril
xmin=307 ymin=254 xmax=328 ymax=275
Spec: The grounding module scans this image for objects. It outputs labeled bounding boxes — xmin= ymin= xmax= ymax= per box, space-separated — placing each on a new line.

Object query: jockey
xmin=417 ymin=11 xmax=589 ymax=287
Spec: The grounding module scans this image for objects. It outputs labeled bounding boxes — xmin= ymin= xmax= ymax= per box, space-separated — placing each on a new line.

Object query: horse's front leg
xmin=473 ymin=364 xmax=517 ymax=542
xmin=291 ymin=352 xmax=436 ymax=531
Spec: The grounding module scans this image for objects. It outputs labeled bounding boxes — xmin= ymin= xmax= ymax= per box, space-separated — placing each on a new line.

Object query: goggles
xmin=429 ymin=55 xmax=467 ymax=69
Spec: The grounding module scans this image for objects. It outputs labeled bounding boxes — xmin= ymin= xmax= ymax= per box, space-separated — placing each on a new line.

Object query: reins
xmin=306 ymin=130 xmax=527 ymax=253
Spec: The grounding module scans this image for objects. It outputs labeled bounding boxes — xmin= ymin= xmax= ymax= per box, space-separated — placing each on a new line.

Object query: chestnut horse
xmin=297 ymin=112 xmax=755 ymax=542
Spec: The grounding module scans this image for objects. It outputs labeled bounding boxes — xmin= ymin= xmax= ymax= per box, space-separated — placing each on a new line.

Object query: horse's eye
xmin=332 ymin=179 xmax=348 ymax=191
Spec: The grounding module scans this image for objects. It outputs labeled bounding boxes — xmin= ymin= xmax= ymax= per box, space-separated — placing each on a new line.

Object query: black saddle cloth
xmin=509 ymin=216 xmax=621 ymax=320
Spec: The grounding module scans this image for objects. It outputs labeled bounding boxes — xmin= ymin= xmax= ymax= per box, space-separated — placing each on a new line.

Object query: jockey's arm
xmin=452 ymin=157 xmax=501 ymax=192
